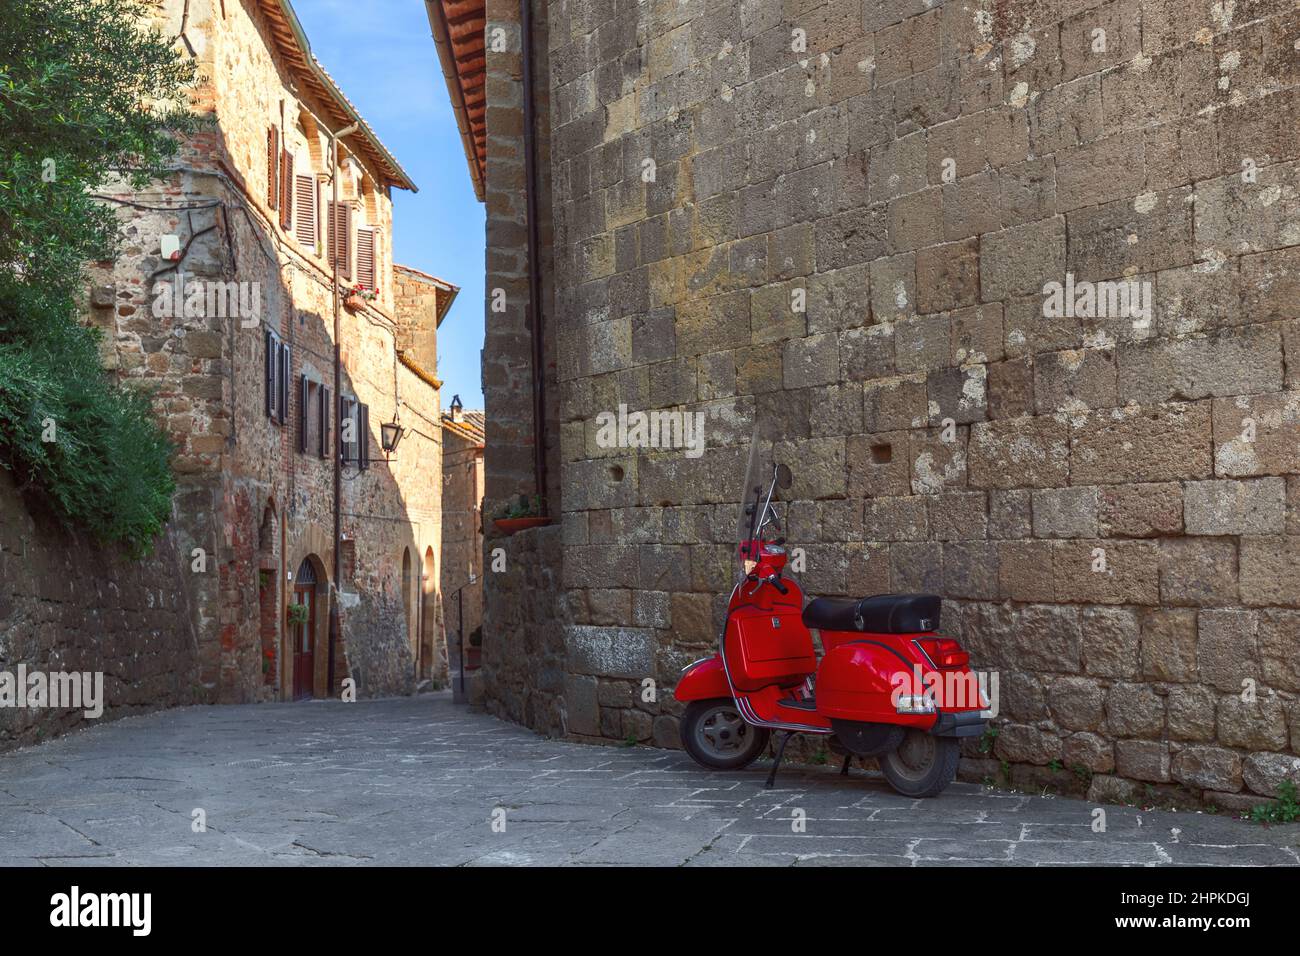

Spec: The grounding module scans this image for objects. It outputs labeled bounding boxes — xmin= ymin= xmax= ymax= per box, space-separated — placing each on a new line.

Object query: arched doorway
xmin=402 ymin=547 xmax=415 ymax=662
xmin=420 ymin=547 xmax=437 ymax=681
xmin=291 ymin=557 xmax=319 ymax=701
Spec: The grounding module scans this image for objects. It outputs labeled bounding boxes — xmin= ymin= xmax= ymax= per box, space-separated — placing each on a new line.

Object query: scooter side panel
xmin=722 ymin=606 xmax=816 ymax=692
xmin=673 ymin=656 xmax=730 ymax=702
xmin=816 ymin=632 xmax=936 ymax=728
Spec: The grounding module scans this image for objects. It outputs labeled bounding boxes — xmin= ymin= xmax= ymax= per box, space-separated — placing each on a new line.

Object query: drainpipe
xmin=520 ymin=0 xmax=547 ymax=511
xmin=328 ymin=121 xmax=359 ymax=696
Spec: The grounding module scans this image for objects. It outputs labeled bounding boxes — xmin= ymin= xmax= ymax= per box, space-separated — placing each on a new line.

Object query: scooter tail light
xmin=917 ymin=637 xmax=969 ymax=669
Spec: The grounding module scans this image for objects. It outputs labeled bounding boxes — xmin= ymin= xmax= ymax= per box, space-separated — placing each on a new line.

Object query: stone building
xmin=74 ymin=0 xmax=454 ymax=707
xmin=441 ymin=400 xmax=486 ymax=659
xmin=431 ymin=0 xmax=1300 ymax=806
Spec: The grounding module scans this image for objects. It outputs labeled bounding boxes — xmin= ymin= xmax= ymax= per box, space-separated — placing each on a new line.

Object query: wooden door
xmin=292 ymin=559 xmax=318 ymax=700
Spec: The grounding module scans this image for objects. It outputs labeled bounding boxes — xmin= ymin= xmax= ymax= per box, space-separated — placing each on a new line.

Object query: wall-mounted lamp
xmin=380 ymin=420 xmax=405 ymax=454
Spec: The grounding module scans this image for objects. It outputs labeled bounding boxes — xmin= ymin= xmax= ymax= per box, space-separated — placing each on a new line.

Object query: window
xmin=294 ymin=174 xmax=317 ymax=248
xmin=356 ymin=227 xmax=376 ymax=291
xmin=279 ymin=150 xmax=294 ymax=230
xmin=265 ymin=330 xmax=289 ymax=425
xmin=298 ymin=377 xmax=331 ymax=458
xmin=338 ymin=396 xmax=369 ymax=468
xmin=328 ymin=200 xmax=351 ymax=280
xmin=267 ymin=126 xmax=279 ymax=210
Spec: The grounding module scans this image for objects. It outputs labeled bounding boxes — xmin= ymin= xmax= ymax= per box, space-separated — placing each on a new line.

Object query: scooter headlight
xmin=895 ymin=694 xmax=937 ymax=715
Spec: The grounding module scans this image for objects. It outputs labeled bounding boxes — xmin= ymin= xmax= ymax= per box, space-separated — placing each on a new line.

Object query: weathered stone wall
xmin=441 ymin=423 xmax=485 ymax=642
xmin=479 ymin=0 xmax=563 ymax=727
xmin=0 ymin=472 xmax=201 ymax=751
xmin=482 ymin=0 xmax=1300 ymax=805
xmin=480 ymin=524 xmax=566 ymax=735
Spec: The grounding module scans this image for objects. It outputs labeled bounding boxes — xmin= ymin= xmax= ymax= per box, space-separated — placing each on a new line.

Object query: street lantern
xmin=380 ymin=420 xmax=404 ymax=454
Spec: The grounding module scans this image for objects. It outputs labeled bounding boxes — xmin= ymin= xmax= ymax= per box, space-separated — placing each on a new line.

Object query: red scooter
xmin=675 ymin=436 xmax=988 ymax=797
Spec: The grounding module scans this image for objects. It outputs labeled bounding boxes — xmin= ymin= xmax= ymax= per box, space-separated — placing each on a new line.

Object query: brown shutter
xmin=319 ymin=385 xmax=330 ymax=459
xmin=328 ymin=201 xmax=351 ymax=279
xmin=299 ymin=375 xmax=309 ymax=453
xmin=356 ymin=228 xmax=375 ymax=290
xmin=267 ymin=126 xmax=279 ymax=210
xmin=279 ymin=150 xmax=294 ymax=230
xmin=338 ymin=395 xmax=351 ymax=463
xmin=265 ymin=331 xmax=277 ymax=419
xmin=358 ymin=403 xmax=370 ymax=470
xmin=294 ymin=174 xmax=317 ymax=246
xmin=279 ymin=343 xmax=291 ymax=426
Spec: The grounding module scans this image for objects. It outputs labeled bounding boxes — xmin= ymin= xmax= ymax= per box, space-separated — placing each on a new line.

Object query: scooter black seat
xmin=802 ymin=594 xmax=941 ymax=634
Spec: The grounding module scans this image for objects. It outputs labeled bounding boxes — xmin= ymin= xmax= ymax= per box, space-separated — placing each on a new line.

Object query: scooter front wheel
xmin=680 ymin=698 xmax=771 ymax=771
xmin=879 ymin=729 xmax=960 ymax=798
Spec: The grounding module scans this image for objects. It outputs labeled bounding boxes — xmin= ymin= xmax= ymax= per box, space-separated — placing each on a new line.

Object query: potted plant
xmin=343 ymin=283 xmax=376 ymax=313
xmin=262 ymin=646 xmax=276 ymax=676
xmin=492 ymin=493 xmax=552 ymax=534
xmin=286 ymin=602 xmax=308 ymax=626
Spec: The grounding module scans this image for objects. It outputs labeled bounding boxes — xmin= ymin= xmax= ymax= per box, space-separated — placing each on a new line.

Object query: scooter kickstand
xmin=839 ymin=754 xmax=851 ymax=776
xmin=764 ymin=731 xmax=794 ymax=789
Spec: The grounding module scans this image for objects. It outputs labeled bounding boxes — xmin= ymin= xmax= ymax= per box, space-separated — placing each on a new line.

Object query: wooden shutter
xmin=329 ymin=201 xmax=352 ymax=280
xmin=358 ymin=403 xmax=370 ymax=470
xmin=294 ymin=174 xmax=317 ymax=246
xmin=267 ymin=126 xmax=279 ymax=210
xmin=298 ymin=375 xmax=309 ymax=453
xmin=356 ymin=228 xmax=376 ymax=290
xmin=279 ymin=343 xmax=291 ymax=425
xmin=338 ymin=395 xmax=352 ymax=463
xmin=319 ymin=385 xmax=330 ymax=459
xmin=279 ymin=150 xmax=294 ymax=230
xmin=264 ymin=331 xmax=277 ymax=420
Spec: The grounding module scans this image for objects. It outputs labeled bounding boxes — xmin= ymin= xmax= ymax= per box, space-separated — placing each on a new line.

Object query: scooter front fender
xmin=673 ymin=655 xmax=730 ymax=702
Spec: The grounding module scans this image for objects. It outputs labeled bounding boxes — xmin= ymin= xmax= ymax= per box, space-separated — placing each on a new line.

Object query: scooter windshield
xmin=732 ymin=427 xmax=803 ymax=602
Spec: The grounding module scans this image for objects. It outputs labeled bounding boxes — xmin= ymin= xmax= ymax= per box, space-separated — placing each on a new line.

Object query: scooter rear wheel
xmin=680 ymin=699 xmax=771 ymax=770
xmin=879 ymin=729 xmax=960 ymax=798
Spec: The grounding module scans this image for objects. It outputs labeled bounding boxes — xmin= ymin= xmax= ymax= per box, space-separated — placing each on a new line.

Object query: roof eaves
xmin=271 ymin=0 xmax=418 ymax=193
xmin=424 ymin=0 xmax=486 ymax=202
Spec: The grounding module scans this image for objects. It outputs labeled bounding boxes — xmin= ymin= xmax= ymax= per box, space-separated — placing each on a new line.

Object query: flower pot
xmin=492 ymin=516 xmax=552 ymax=535
xmin=466 ymin=646 xmax=482 ymax=671
xmin=343 ymin=292 xmax=366 ymax=313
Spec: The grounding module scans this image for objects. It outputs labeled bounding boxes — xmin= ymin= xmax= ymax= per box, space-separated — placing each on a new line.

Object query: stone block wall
xmin=481 ymin=0 xmax=1300 ymax=805
xmin=480 ymin=523 xmax=566 ymax=734
xmin=0 ymin=471 xmax=201 ymax=751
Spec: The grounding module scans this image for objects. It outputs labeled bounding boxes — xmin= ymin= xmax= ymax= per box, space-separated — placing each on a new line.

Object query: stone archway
xmin=420 ymin=546 xmax=438 ymax=681
xmin=402 ymin=547 xmax=415 ymax=665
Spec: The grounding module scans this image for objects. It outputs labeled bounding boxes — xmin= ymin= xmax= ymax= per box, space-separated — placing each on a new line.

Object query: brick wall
xmin=481 ymin=0 xmax=1300 ymax=806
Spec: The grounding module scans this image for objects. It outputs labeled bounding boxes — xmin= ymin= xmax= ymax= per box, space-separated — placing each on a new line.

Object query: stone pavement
xmin=0 ymin=694 xmax=1296 ymax=866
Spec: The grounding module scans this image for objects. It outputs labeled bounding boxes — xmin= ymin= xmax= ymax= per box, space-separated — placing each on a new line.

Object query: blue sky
xmin=293 ymin=0 xmax=485 ymax=409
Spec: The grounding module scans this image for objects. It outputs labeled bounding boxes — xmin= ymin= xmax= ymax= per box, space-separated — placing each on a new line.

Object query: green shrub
xmin=0 ymin=0 xmax=196 ymax=554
